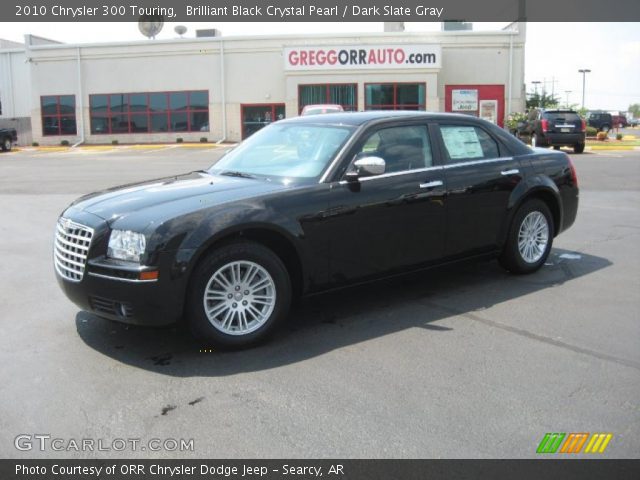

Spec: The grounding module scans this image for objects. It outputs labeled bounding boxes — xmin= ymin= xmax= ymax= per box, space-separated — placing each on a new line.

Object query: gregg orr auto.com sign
xmin=284 ymin=44 xmax=442 ymax=71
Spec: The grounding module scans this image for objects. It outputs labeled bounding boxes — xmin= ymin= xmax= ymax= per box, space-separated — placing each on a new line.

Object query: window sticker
xmin=441 ymin=126 xmax=484 ymax=160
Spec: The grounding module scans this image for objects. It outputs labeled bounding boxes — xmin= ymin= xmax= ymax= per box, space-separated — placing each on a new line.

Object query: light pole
xmin=531 ymin=80 xmax=541 ymax=95
xmin=565 ymin=90 xmax=572 ymax=109
xmin=531 ymin=81 xmax=541 ymax=107
xmin=578 ymin=69 xmax=591 ymax=110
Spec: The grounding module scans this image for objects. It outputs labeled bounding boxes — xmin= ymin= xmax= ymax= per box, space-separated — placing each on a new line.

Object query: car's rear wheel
xmin=574 ymin=142 xmax=585 ymax=153
xmin=553 ymin=145 xmax=560 ymax=150
xmin=1 ymin=137 xmax=12 ymax=152
xmin=601 ymin=124 xmax=610 ymax=133
xmin=499 ymin=199 xmax=554 ymax=274
xmin=186 ymin=241 xmax=291 ymax=349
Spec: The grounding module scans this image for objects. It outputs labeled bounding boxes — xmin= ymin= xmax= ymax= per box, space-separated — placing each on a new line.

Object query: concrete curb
xmin=14 ymin=143 xmax=235 ymax=153
xmin=586 ymin=145 xmax=640 ymax=151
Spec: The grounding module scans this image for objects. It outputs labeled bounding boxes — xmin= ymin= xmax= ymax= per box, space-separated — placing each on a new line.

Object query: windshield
xmin=209 ymin=123 xmax=353 ymax=181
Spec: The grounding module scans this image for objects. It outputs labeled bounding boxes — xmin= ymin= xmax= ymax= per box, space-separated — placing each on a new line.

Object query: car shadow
xmin=75 ymin=248 xmax=611 ymax=377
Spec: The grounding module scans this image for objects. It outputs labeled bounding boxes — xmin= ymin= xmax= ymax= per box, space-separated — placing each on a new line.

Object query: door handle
xmin=500 ymin=169 xmax=520 ymax=176
xmin=419 ymin=180 xmax=444 ymax=189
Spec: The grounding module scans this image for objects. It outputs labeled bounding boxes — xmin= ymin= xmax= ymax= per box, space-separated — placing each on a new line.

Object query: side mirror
xmin=346 ymin=156 xmax=386 ymax=181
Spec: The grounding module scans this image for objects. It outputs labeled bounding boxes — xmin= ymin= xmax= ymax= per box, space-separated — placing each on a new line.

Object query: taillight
xmin=541 ymin=119 xmax=549 ymax=132
xmin=581 ymin=119 xmax=586 ymax=132
xmin=567 ymin=156 xmax=578 ymax=187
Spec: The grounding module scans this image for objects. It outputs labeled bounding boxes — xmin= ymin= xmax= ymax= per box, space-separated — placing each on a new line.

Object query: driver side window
xmin=353 ymin=125 xmax=432 ymax=175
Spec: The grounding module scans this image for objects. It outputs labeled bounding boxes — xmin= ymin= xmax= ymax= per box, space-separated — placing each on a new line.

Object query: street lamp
xmin=531 ymin=80 xmax=541 ymax=96
xmin=578 ymin=69 xmax=591 ymax=110
xmin=565 ymin=90 xmax=572 ymax=109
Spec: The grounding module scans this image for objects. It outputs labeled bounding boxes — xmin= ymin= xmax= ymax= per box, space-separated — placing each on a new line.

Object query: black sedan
xmin=54 ymin=112 xmax=579 ymax=348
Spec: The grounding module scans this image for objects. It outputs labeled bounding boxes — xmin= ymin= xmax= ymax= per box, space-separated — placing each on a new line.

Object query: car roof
xmin=279 ymin=110 xmax=489 ymax=127
xmin=303 ymin=104 xmax=342 ymax=109
xmin=543 ymin=109 xmax=579 ymax=114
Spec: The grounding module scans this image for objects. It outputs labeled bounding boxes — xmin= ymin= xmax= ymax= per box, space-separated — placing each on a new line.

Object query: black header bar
xmin=2 ymin=459 xmax=640 ymax=480
xmin=8 ymin=0 xmax=640 ymax=22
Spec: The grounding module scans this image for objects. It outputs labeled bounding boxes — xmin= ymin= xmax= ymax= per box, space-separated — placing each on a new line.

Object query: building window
xmin=90 ymin=90 xmax=209 ymax=134
xmin=298 ymin=84 xmax=357 ymax=113
xmin=41 ymin=95 xmax=77 ymax=136
xmin=241 ymin=104 xmax=285 ymax=139
xmin=364 ymin=83 xmax=426 ymax=111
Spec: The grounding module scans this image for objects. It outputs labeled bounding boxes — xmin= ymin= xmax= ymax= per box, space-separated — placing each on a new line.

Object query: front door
xmin=325 ymin=123 xmax=447 ymax=285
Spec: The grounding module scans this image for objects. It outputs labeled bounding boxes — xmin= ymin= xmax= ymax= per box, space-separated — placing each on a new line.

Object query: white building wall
xmin=13 ymin=24 xmax=525 ymax=145
xmin=0 ymin=49 xmax=30 ymax=118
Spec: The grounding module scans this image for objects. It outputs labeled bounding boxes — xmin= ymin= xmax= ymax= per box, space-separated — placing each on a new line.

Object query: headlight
xmin=107 ymin=230 xmax=146 ymax=263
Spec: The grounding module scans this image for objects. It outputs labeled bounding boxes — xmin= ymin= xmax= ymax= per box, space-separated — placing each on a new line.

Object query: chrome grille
xmin=54 ymin=218 xmax=93 ymax=282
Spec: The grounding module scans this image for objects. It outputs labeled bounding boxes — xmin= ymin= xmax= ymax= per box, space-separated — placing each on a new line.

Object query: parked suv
xmin=518 ymin=109 xmax=586 ymax=153
xmin=588 ymin=112 xmax=613 ymax=132
xmin=612 ymin=114 xmax=628 ymax=128
xmin=1 ymin=127 xmax=17 ymax=152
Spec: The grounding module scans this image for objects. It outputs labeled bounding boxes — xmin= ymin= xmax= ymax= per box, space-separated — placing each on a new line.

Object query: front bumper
xmin=54 ymin=208 xmax=187 ymax=326
xmin=56 ymin=266 xmax=184 ymax=326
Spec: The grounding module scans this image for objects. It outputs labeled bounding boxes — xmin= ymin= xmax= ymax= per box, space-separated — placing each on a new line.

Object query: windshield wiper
xmin=219 ymin=170 xmax=257 ymax=179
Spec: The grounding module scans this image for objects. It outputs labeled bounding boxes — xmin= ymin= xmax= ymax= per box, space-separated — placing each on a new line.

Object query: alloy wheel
xmin=202 ymin=260 xmax=276 ymax=335
xmin=517 ymin=211 xmax=549 ymax=263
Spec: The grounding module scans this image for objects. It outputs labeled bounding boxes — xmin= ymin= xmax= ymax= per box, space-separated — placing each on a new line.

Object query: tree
xmin=527 ymin=92 xmax=560 ymax=109
xmin=628 ymin=103 xmax=640 ymax=118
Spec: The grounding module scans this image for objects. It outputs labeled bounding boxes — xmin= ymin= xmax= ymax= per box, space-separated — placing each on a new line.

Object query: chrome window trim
xmin=443 ymin=156 xmax=514 ymax=170
xmin=335 ymin=156 xmax=515 ymax=184
xmin=88 ymin=272 xmax=158 ymax=283
xmin=338 ymin=165 xmax=443 ymax=185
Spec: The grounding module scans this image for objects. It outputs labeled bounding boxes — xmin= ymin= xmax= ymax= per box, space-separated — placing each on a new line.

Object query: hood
xmin=71 ymin=172 xmax=285 ymax=223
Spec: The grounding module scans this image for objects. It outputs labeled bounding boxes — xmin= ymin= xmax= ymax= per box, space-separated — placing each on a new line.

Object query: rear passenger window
xmin=439 ymin=125 xmax=499 ymax=163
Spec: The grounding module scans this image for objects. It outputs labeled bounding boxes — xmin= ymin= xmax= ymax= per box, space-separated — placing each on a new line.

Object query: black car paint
xmin=55 ymin=112 xmax=579 ymax=326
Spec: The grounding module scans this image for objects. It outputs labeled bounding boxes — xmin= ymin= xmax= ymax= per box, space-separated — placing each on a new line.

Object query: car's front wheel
xmin=499 ymin=199 xmax=554 ymax=274
xmin=1 ymin=137 xmax=12 ymax=152
xmin=186 ymin=241 xmax=291 ymax=348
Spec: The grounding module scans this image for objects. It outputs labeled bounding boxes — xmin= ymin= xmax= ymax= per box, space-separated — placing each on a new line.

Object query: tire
xmin=600 ymin=124 xmax=610 ymax=133
xmin=574 ymin=143 xmax=585 ymax=154
xmin=186 ymin=241 xmax=292 ymax=349
xmin=532 ymin=133 xmax=546 ymax=148
xmin=1 ymin=137 xmax=11 ymax=152
xmin=499 ymin=199 xmax=554 ymax=274
xmin=553 ymin=146 xmax=560 ymax=150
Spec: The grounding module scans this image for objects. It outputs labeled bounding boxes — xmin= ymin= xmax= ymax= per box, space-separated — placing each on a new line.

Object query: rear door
xmin=436 ymin=122 xmax=522 ymax=257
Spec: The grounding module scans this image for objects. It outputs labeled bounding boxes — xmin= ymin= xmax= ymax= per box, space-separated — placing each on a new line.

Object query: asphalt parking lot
xmin=1 ymin=145 xmax=638 ymax=458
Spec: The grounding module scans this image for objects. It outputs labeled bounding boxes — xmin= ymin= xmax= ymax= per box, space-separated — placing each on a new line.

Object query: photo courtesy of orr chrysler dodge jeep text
xmin=53 ymin=112 xmax=579 ymax=348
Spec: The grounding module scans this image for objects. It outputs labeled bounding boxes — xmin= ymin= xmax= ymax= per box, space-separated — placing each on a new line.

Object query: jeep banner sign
xmin=452 ymin=89 xmax=479 ymax=111
xmin=284 ymin=45 xmax=442 ymax=71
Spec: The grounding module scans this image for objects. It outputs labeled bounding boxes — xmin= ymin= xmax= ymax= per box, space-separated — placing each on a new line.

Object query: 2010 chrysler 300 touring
xmin=54 ymin=112 xmax=579 ymax=347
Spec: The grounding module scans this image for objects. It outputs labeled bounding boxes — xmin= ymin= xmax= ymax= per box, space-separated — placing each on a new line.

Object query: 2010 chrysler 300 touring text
xmin=54 ymin=112 xmax=579 ymax=348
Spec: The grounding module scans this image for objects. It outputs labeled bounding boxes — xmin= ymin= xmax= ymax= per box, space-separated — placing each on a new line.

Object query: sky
xmin=1 ymin=21 xmax=638 ymax=112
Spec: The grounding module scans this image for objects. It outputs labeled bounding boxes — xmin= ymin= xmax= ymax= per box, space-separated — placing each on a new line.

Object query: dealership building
xmin=0 ymin=23 xmax=526 ymax=145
